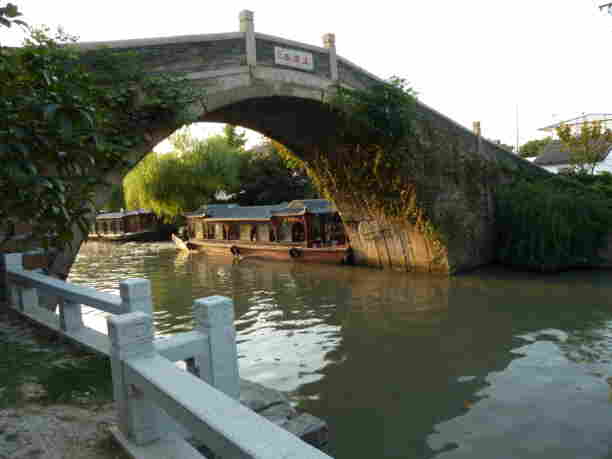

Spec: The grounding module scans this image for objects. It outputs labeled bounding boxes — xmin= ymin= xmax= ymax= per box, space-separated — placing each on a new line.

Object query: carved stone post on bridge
xmin=107 ymin=311 xmax=161 ymax=445
xmin=240 ymin=10 xmax=256 ymax=67
xmin=473 ymin=120 xmax=483 ymax=155
xmin=322 ymin=33 xmax=338 ymax=82
xmin=193 ymin=295 xmax=240 ymax=400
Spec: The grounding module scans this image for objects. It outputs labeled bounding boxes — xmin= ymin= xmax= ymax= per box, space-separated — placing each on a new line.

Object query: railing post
xmin=323 ymin=33 xmax=338 ymax=82
xmin=19 ymin=285 xmax=39 ymax=313
xmin=59 ymin=299 xmax=83 ymax=333
xmin=1 ymin=253 xmax=23 ymax=308
xmin=107 ymin=311 xmax=161 ymax=445
xmin=239 ymin=9 xmax=256 ymax=67
xmin=193 ymin=295 xmax=240 ymax=399
xmin=120 ymin=278 xmax=153 ymax=315
xmin=20 ymin=250 xmax=44 ymax=313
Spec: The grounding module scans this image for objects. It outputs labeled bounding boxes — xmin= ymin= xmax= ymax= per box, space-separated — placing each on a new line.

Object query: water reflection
xmin=70 ymin=242 xmax=612 ymax=458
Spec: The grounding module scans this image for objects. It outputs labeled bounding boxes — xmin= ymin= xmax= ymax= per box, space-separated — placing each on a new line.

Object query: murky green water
xmin=69 ymin=241 xmax=612 ymax=458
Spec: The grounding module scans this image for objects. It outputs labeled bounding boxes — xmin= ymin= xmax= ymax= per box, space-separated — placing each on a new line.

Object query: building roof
xmin=185 ymin=200 xmax=336 ymax=221
xmin=533 ymin=140 xmax=612 ymax=166
xmin=186 ymin=204 xmax=287 ymax=220
xmin=539 ymin=113 xmax=612 ymax=133
xmin=96 ymin=209 xmax=154 ymax=220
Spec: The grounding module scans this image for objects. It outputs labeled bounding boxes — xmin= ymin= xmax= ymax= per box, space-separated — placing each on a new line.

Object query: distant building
xmin=534 ymin=113 xmax=612 ymax=173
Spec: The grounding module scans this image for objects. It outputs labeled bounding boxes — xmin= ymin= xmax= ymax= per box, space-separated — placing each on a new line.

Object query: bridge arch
xmin=65 ymin=9 xmax=541 ymax=279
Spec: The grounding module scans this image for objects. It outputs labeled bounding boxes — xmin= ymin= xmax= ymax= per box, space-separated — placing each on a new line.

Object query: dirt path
xmin=0 ymin=403 xmax=127 ymax=459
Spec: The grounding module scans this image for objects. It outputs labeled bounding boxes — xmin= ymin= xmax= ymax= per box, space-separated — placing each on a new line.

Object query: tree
xmin=236 ymin=139 xmax=318 ymax=206
xmin=102 ymin=184 xmax=125 ymax=212
xmin=0 ymin=3 xmax=25 ymax=28
xmin=223 ymin=124 xmax=247 ymax=150
xmin=556 ymin=121 xmax=612 ymax=174
xmin=519 ymin=137 xmax=552 ymax=158
xmin=0 ymin=4 xmax=201 ymax=254
xmin=123 ymin=128 xmax=243 ymax=220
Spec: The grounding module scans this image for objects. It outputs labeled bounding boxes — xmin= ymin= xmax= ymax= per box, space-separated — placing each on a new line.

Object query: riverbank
xmin=0 ymin=306 xmax=125 ymax=459
xmin=0 ymin=303 xmax=328 ymax=458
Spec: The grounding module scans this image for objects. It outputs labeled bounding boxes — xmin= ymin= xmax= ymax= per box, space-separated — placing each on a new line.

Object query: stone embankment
xmin=0 ymin=307 xmax=328 ymax=459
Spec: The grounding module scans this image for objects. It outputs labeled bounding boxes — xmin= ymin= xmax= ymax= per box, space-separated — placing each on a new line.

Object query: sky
xmin=3 ymin=0 xmax=612 ymax=151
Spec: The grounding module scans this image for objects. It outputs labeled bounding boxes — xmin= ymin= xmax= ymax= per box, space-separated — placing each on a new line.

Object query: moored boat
xmin=182 ymin=200 xmax=353 ymax=265
xmin=89 ymin=209 xmax=175 ymax=242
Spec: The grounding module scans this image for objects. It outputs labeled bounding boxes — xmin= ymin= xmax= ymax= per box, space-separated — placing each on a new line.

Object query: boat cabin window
xmin=291 ymin=222 xmax=305 ymax=242
xmin=205 ymin=223 xmax=215 ymax=239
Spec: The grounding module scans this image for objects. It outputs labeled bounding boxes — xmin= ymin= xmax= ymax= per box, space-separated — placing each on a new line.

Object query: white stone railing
xmin=2 ymin=252 xmax=332 ymax=459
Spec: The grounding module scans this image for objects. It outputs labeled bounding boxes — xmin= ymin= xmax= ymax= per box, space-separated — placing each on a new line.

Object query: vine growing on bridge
xmin=280 ymin=77 xmax=499 ymax=271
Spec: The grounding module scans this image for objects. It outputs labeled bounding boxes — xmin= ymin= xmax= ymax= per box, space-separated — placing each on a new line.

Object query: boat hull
xmin=187 ymin=240 xmax=351 ymax=265
xmin=88 ymin=226 xmax=175 ymax=243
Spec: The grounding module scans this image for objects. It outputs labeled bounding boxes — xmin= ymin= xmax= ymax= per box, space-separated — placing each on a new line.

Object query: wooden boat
xmin=185 ymin=239 xmax=353 ymax=265
xmin=89 ymin=209 xmax=175 ymax=242
xmin=180 ymin=200 xmax=353 ymax=265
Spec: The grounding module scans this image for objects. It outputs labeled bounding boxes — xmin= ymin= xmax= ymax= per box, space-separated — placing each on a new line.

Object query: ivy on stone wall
xmin=279 ymin=77 xmax=498 ymax=270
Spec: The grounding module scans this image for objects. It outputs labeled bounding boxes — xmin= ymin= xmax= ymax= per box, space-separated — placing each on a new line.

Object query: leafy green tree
xmin=102 ymin=184 xmax=125 ymax=212
xmin=0 ymin=3 xmax=25 ymax=28
xmin=519 ymin=137 xmax=552 ymax=158
xmin=0 ymin=4 xmax=201 ymax=253
xmin=556 ymin=121 xmax=612 ymax=174
xmin=223 ymin=124 xmax=247 ymax=150
xmin=123 ymin=129 xmax=243 ymax=220
xmin=237 ymin=139 xmax=318 ymax=206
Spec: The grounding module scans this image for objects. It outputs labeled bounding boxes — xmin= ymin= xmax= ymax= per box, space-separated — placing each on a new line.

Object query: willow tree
xmin=123 ymin=128 xmax=243 ymax=220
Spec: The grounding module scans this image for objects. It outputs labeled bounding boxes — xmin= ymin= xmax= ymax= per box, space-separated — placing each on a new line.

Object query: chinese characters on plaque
xmin=274 ymin=46 xmax=314 ymax=71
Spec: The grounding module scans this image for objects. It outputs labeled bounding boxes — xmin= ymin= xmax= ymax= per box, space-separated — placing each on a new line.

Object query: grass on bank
xmin=0 ymin=307 xmax=113 ymax=409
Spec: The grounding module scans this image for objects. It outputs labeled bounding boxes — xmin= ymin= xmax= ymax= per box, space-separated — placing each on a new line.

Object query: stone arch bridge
xmin=69 ymin=10 xmax=541 ymax=276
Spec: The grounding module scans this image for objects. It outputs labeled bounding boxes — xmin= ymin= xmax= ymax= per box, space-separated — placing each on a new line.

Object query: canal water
xmin=69 ymin=241 xmax=612 ymax=458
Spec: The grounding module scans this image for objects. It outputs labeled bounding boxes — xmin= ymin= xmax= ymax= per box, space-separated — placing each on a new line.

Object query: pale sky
xmin=3 ymin=0 xmax=611 ymax=151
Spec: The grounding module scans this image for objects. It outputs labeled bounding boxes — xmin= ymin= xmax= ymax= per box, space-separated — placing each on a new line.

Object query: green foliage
xmin=223 ymin=124 xmax=247 ymax=150
xmin=571 ymin=171 xmax=612 ymax=199
xmin=237 ymin=139 xmax=317 ymax=206
xmin=304 ymin=77 xmax=421 ymax=215
xmin=495 ymin=174 xmax=612 ymax=271
xmin=0 ymin=9 xmax=202 ymax=252
xmin=123 ymin=129 xmax=242 ymax=220
xmin=329 ymin=76 xmax=418 ymax=152
xmin=519 ymin=137 xmax=552 ymax=158
xmin=103 ymin=184 xmax=125 ymax=212
xmin=556 ymin=121 xmax=612 ymax=174
xmin=0 ymin=2 xmax=25 ymax=29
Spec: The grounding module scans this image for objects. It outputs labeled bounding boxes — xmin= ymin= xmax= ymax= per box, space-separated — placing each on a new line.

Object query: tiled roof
xmin=187 ymin=204 xmax=286 ymax=220
xmin=533 ymin=140 xmax=612 ymax=166
xmin=96 ymin=209 xmax=154 ymax=220
xmin=539 ymin=113 xmax=612 ymax=132
xmin=185 ymin=200 xmax=336 ymax=220
xmin=287 ymin=199 xmax=332 ymax=209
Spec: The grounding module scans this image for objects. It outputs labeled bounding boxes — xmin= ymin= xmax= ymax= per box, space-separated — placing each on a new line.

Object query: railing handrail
xmin=127 ymin=351 xmax=330 ymax=459
xmin=7 ymin=266 xmax=123 ymax=314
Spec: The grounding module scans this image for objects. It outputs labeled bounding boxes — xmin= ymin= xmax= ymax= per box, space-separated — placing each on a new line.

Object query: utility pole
xmin=515 ymin=105 xmax=520 ymax=154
